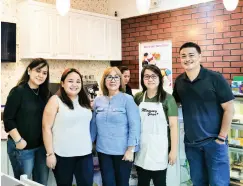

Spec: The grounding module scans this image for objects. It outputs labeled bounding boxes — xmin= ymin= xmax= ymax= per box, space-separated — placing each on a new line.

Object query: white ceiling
xmin=108 ymin=0 xmax=215 ymax=18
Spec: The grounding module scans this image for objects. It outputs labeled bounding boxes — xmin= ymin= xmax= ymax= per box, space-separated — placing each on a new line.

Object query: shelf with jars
xmin=229 ymin=96 xmax=243 ymax=186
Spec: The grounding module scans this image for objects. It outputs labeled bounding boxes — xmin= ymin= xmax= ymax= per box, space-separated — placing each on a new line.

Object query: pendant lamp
xmin=223 ymin=0 xmax=239 ymax=11
xmin=136 ymin=0 xmax=151 ymax=14
xmin=56 ymin=0 xmax=70 ymax=16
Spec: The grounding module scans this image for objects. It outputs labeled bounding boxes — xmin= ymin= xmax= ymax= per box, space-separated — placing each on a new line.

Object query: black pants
xmin=136 ymin=166 xmax=167 ymax=186
xmin=98 ymin=152 xmax=133 ymax=186
xmin=53 ymin=153 xmax=93 ymax=186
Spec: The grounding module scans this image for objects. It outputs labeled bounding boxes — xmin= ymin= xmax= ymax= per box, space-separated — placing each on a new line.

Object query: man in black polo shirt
xmin=173 ymin=42 xmax=235 ymax=186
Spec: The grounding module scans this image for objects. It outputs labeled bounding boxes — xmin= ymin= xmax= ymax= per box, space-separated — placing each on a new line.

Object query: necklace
xmin=31 ymin=88 xmax=39 ymax=96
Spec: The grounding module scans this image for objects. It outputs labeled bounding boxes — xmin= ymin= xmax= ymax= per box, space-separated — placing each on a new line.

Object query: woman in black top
xmin=119 ymin=66 xmax=133 ymax=96
xmin=3 ymin=58 xmax=51 ymax=185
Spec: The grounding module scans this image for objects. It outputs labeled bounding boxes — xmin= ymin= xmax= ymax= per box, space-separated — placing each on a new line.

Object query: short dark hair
xmin=179 ymin=42 xmax=201 ymax=54
xmin=141 ymin=65 xmax=166 ymax=102
xmin=17 ymin=58 xmax=50 ymax=102
xmin=57 ymin=68 xmax=91 ymax=110
xmin=119 ymin=66 xmax=129 ymax=74
xmin=144 ymin=53 xmax=148 ymax=57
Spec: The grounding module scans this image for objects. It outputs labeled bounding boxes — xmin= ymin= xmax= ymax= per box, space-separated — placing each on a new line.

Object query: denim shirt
xmin=91 ymin=92 xmax=141 ymax=155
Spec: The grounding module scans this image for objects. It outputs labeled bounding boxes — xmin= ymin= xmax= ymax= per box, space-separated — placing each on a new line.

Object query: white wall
xmin=108 ymin=0 xmax=215 ymax=18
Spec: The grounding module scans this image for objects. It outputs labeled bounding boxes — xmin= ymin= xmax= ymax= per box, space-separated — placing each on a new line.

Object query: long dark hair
xmin=57 ymin=68 xmax=91 ymax=110
xmin=141 ymin=65 xmax=167 ymax=102
xmin=17 ymin=58 xmax=50 ymax=102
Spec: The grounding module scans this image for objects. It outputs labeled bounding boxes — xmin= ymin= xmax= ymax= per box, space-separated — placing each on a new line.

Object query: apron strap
xmin=142 ymin=91 xmax=146 ymax=102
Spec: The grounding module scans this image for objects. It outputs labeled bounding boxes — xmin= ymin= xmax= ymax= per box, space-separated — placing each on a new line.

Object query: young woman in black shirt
xmin=119 ymin=66 xmax=133 ymax=96
xmin=3 ymin=58 xmax=51 ymax=185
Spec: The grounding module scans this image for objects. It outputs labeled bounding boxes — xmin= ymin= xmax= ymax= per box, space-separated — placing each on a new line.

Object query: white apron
xmin=134 ymin=92 xmax=168 ymax=170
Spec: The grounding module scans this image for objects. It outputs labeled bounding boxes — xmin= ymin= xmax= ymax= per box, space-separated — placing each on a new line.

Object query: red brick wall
xmin=121 ymin=0 xmax=243 ymax=89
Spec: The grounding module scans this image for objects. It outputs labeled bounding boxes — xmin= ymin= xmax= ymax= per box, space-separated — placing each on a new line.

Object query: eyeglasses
xmin=143 ymin=75 xmax=158 ymax=80
xmin=105 ymin=75 xmax=120 ymax=81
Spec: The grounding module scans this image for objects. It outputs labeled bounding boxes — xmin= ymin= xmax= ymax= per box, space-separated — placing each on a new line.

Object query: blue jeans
xmin=7 ymin=139 xmax=49 ymax=185
xmin=53 ymin=153 xmax=94 ymax=186
xmin=185 ymin=139 xmax=230 ymax=186
xmin=98 ymin=152 xmax=133 ymax=186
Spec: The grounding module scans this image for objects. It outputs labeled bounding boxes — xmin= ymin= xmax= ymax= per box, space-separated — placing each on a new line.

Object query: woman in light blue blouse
xmin=91 ymin=67 xmax=141 ymax=186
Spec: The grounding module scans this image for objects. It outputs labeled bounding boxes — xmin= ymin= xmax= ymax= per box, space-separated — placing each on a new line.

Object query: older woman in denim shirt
xmin=91 ymin=67 xmax=141 ymax=186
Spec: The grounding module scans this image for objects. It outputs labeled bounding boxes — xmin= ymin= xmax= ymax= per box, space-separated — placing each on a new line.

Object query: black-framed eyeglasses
xmin=143 ymin=75 xmax=158 ymax=80
xmin=105 ymin=75 xmax=120 ymax=81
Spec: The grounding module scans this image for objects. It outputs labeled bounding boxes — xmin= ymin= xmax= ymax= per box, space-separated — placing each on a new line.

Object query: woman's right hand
xmin=15 ymin=139 xmax=27 ymax=150
xmin=46 ymin=154 xmax=57 ymax=169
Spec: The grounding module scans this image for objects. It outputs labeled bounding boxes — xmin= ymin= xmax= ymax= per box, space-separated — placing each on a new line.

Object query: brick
xmin=215 ymin=26 xmax=230 ymax=33
xmin=223 ymin=56 xmax=241 ymax=61
xmin=231 ymin=13 xmax=243 ymax=19
xmin=130 ymin=42 xmax=138 ymax=47
xmin=122 ymin=42 xmax=130 ymax=47
xmin=183 ymin=19 xmax=198 ymax=26
xmin=198 ymin=40 xmax=213 ymax=46
xmin=231 ymin=50 xmax=243 ymax=55
xmin=127 ymin=65 xmax=136 ymax=70
xmin=171 ymin=21 xmax=184 ymax=27
xmin=152 ymin=19 xmax=163 ymax=24
xmin=172 ymin=63 xmax=182 ymax=69
xmin=192 ymin=12 xmax=207 ymax=19
xmin=231 ymin=25 xmax=243 ymax=31
xmin=214 ymin=15 xmax=231 ymax=21
xmin=177 ymin=15 xmax=192 ymax=21
xmin=214 ymin=38 xmax=230 ymax=44
xmin=147 ymin=35 xmax=158 ymax=40
xmin=223 ymin=68 xmax=241 ymax=73
xmin=198 ymin=17 xmax=214 ymax=23
xmin=146 ymin=25 xmax=158 ymax=30
xmin=139 ymin=21 xmax=152 ymax=27
xmin=124 ymin=56 xmax=136 ymax=60
xmin=164 ymin=27 xmax=174 ymax=33
xmin=231 ymin=37 xmax=243 ymax=43
xmin=121 ymin=60 xmax=130 ymax=65
xmin=223 ymin=44 xmax=241 ymax=50
xmin=139 ymin=31 xmax=151 ymax=36
xmin=124 ymin=28 xmax=136 ymax=34
xmin=223 ymin=74 xmax=231 ymax=79
xmin=164 ymin=17 xmax=177 ymax=22
xmin=124 ymin=46 xmax=135 ymax=51
xmin=125 ymin=37 xmax=135 ymax=42
xmin=200 ymin=62 xmax=214 ymax=67
xmin=231 ymin=62 xmax=243 ymax=67
xmin=214 ymin=62 xmax=230 ymax=67
xmin=122 ymin=33 xmax=130 ymax=38
xmin=158 ymin=13 xmax=170 ymax=19
xmin=146 ymin=15 xmax=158 ymax=21
xmin=122 ymin=24 xmax=129 ymax=29
xmin=224 ymin=19 xmax=241 ymax=26
xmin=122 ymin=51 xmax=130 ymax=56
xmin=198 ymin=6 xmax=214 ymax=13
xmin=130 ymin=60 xmax=139 ymax=65
xmin=151 ymin=29 xmax=164 ymax=34
xmin=129 ymin=51 xmax=138 ymax=56
xmin=158 ymin=33 xmax=172 ymax=39
xmin=242 ymin=43 xmax=243 ymax=49
xmin=207 ymin=56 xmax=222 ymax=62
xmin=183 ymin=8 xmax=197 ymax=15
xmin=207 ymin=33 xmax=223 ymax=39
xmin=223 ymin=31 xmax=241 ymax=38
xmin=130 ymin=32 xmax=139 ymax=37
xmin=213 ymin=3 xmax=225 ymax=9
xmin=242 ymin=31 xmax=243 ymax=36
xmin=171 ymin=10 xmax=183 ymax=17
xmin=176 ymin=25 xmax=192 ymax=31
xmin=136 ymin=36 xmax=146 ymax=42
xmin=209 ymin=68 xmax=222 ymax=72
xmin=136 ymin=17 xmax=146 ymax=22
xmin=207 ymin=10 xmax=224 ymax=17
xmin=202 ymin=51 xmax=213 ymax=56
xmin=126 ymin=19 xmax=136 ymax=24
xmin=135 ymin=27 xmax=146 ymax=32
xmin=214 ymin=50 xmax=230 ymax=56
xmin=207 ymin=45 xmax=223 ymax=51
xmin=158 ymin=23 xmax=171 ymax=29
xmin=197 ymin=28 xmax=214 ymax=34
xmin=130 ymin=23 xmax=140 ymax=28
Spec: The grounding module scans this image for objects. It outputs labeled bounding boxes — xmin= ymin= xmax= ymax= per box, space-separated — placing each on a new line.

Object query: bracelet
xmin=46 ymin=153 xmax=54 ymax=157
xmin=15 ymin=138 xmax=23 ymax=144
xmin=217 ymin=137 xmax=226 ymax=142
xmin=218 ymin=134 xmax=226 ymax=139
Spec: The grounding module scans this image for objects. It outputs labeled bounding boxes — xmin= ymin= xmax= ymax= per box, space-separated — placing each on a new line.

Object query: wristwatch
xmin=46 ymin=153 xmax=54 ymax=157
xmin=217 ymin=136 xmax=226 ymax=143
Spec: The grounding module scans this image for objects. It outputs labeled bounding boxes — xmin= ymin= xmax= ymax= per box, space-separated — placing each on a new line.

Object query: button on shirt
xmin=91 ymin=92 xmax=141 ymax=155
xmin=172 ymin=66 xmax=234 ymax=146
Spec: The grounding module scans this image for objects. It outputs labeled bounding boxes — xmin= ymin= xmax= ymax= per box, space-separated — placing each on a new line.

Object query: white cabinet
xmin=18 ymin=1 xmax=121 ymax=61
xmin=106 ymin=19 xmax=121 ymax=60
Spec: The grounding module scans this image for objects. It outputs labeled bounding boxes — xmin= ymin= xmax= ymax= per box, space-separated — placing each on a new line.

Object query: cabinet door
xmin=31 ymin=5 xmax=54 ymax=58
xmin=106 ymin=19 xmax=121 ymax=60
xmin=55 ymin=12 xmax=72 ymax=59
xmin=71 ymin=13 xmax=90 ymax=60
xmin=89 ymin=16 xmax=107 ymax=60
